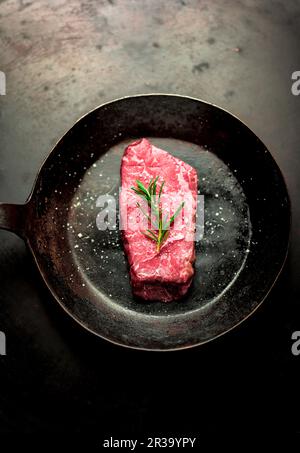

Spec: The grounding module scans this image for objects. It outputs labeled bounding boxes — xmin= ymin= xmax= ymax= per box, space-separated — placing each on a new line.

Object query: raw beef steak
xmin=120 ymin=138 xmax=197 ymax=302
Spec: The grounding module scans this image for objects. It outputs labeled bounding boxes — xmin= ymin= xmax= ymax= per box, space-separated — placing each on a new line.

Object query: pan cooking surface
xmin=68 ymin=138 xmax=251 ymax=316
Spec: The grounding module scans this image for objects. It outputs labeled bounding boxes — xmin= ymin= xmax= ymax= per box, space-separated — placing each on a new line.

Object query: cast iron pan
xmin=0 ymin=94 xmax=290 ymax=350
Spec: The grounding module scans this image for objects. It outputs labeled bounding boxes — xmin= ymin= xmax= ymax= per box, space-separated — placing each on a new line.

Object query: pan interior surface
xmin=68 ymin=137 xmax=251 ymax=316
xmin=27 ymin=95 xmax=290 ymax=349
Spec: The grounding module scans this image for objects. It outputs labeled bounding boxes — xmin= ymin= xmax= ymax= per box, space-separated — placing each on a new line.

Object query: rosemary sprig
xmin=131 ymin=177 xmax=184 ymax=252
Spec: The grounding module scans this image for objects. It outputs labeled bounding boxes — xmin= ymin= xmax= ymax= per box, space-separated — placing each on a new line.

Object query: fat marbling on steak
xmin=120 ymin=138 xmax=197 ymax=302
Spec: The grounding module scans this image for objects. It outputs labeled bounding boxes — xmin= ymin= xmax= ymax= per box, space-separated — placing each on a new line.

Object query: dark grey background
xmin=0 ymin=0 xmax=299 ymax=440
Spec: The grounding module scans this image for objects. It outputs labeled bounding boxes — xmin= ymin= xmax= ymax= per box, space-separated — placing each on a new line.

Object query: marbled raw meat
xmin=120 ymin=138 xmax=197 ymax=302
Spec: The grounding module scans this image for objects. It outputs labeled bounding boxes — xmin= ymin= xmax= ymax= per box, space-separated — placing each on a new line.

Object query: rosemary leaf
xmin=136 ymin=180 xmax=150 ymax=198
xmin=136 ymin=202 xmax=151 ymax=224
xmin=164 ymin=202 xmax=185 ymax=229
xmin=146 ymin=229 xmax=158 ymax=241
xmin=131 ymin=177 xmax=184 ymax=253
xmin=142 ymin=231 xmax=157 ymax=241
xmin=158 ymin=180 xmax=165 ymax=202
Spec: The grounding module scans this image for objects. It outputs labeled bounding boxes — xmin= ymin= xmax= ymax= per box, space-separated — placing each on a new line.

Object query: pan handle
xmin=0 ymin=203 xmax=27 ymax=238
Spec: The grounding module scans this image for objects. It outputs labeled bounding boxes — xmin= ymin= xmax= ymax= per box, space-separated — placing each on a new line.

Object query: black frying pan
xmin=0 ymin=94 xmax=290 ymax=350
